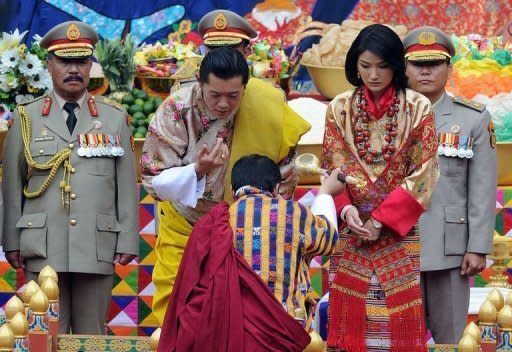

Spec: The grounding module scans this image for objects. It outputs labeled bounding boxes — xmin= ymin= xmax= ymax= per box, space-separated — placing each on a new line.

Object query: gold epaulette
xmin=16 ymin=94 xmax=47 ymax=106
xmin=453 ymin=96 xmax=486 ymax=112
xmin=92 ymin=95 xmax=124 ymax=111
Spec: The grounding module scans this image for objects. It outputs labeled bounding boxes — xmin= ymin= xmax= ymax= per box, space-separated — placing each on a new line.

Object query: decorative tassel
xmin=328 ymin=271 xmax=368 ymax=352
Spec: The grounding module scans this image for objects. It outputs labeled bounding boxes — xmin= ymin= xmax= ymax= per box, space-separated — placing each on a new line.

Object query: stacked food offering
xmin=448 ymin=34 xmax=512 ymax=142
xmin=300 ymin=20 xmax=408 ymax=98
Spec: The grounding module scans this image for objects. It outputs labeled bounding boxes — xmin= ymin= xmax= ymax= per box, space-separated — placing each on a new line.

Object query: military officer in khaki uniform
xmin=404 ymin=26 xmax=497 ymax=343
xmin=2 ymin=21 xmax=139 ymax=334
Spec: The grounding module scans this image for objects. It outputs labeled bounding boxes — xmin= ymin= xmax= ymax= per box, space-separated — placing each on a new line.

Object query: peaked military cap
xmin=40 ymin=21 xmax=99 ymax=58
xmin=198 ymin=10 xmax=257 ymax=47
xmin=403 ymin=26 xmax=455 ymax=62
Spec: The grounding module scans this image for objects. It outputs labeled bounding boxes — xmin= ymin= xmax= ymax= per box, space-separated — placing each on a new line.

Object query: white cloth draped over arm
xmin=152 ymin=163 xmax=206 ymax=207
xmin=311 ymin=194 xmax=338 ymax=229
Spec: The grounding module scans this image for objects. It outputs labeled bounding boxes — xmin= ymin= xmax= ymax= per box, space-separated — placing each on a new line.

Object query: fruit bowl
xmin=302 ymin=63 xmax=353 ymax=99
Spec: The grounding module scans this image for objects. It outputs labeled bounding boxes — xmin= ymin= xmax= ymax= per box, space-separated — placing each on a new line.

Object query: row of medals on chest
xmin=438 ymin=130 xmax=474 ymax=159
xmin=75 ymin=133 xmax=125 ymax=157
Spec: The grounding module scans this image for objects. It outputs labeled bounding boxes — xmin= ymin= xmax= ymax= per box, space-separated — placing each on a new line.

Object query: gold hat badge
xmin=214 ymin=13 xmax=228 ymax=30
xmin=418 ymin=31 xmax=436 ymax=45
xmin=66 ymin=23 xmax=81 ymax=41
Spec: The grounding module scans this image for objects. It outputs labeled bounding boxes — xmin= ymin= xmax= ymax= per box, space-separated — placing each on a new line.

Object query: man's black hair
xmin=199 ymin=46 xmax=249 ymax=85
xmin=231 ymin=154 xmax=281 ymax=193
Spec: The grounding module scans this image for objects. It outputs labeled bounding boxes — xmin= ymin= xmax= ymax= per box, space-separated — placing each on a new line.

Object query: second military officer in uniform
xmin=2 ymin=21 xmax=139 ymax=334
xmin=404 ymin=26 xmax=497 ymax=343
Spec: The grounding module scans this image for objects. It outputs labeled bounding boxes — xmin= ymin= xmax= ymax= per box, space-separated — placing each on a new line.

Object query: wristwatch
xmin=371 ymin=218 xmax=383 ymax=229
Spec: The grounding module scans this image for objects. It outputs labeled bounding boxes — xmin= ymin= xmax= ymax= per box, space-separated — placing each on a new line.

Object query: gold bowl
xmin=87 ymin=77 xmax=109 ymax=96
xmin=302 ymin=63 xmax=353 ymax=99
xmin=137 ymin=75 xmax=175 ymax=99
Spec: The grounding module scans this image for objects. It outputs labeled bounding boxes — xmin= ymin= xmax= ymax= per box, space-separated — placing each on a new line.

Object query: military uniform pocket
xmin=96 ymin=213 xmax=121 ymax=263
xmin=88 ymin=157 xmax=115 ymax=176
xmin=16 ymin=213 xmax=48 ymax=259
xmin=30 ymin=142 xmax=59 ymax=175
xmin=440 ymin=156 xmax=466 ymax=177
xmin=444 ymin=206 xmax=468 ymax=255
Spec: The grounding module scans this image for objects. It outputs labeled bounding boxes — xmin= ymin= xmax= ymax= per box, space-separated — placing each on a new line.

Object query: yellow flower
xmin=168 ymin=32 xmax=181 ymax=44
xmin=133 ymin=51 xmax=148 ymax=66
xmin=179 ymin=20 xmax=192 ymax=34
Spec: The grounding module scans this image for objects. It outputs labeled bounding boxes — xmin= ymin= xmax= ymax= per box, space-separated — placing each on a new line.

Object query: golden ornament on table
xmin=487 ymin=233 xmax=512 ymax=289
xmin=487 ymin=288 xmax=505 ymax=311
xmin=498 ymin=305 xmax=512 ymax=330
xmin=463 ymin=321 xmax=482 ymax=344
xmin=458 ymin=334 xmax=479 ymax=352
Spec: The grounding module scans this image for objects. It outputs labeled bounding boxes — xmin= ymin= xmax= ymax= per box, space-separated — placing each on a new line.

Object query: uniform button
xmin=459 ymin=218 xmax=465 ymax=223
xmin=27 ymin=222 xmax=32 ymax=227
xmin=71 ymin=168 xmax=76 ymax=174
xmin=39 ymin=149 xmax=44 ymax=154
xmin=70 ymin=219 xmax=77 ymax=226
xmin=70 ymin=193 xmax=77 ymax=200
xmin=68 ymin=143 xmax=74 ymax=149
xmin=108 ymin=225 xmax=112 ymax=230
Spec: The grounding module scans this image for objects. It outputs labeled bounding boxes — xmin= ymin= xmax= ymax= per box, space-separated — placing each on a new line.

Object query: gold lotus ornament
xmin=20 ymin=280 xmax=40 ymax=305
xmin=304 ymin=330 xmax=325 ymax=352
xmin=479 ymin=299 xmax=498 ymax=324
xmin=463 ymin=321 xmax=482 ymax=344
xmin=506 ymin=291 xmax=512 ymax=306
xmin=40 ymin=278 xmax=59 ymax=302
xmin=487 ymin=288 xmax=505 ymax=311
xmin=10 ymin=311 xmax=28 ymax=337
xmin=458 ymin=334 xmax=479 ymax=352
xmin=38 ymin=265 xmax=58 ymax=285
xmin=0 ymin=324 xmax=14 ymax=351
xmin=498 ymin=305 xmax=512 ymax=330
xmin=150 ymin=327 xmax=161 ymax=352
xmin=29 ymin=289 xmax=49 ymax=314
xmin=487 ymin=233 xmax=512 ymax=288
xmin=5 ymin=295 xmax=24 ymax=322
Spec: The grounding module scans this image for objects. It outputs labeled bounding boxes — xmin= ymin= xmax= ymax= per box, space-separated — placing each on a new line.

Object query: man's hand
xmin=460 ymin=252 xmax=487 ymax=276
xmin=194 ymin=138 xmax=229 ymax=178
xmin=114 ymin=253 xmax=137 ymax=266
xmin=6 ymin=251 xmax=24 ymax=269
xmin=319 ymin=168 xmax=346 ymax=196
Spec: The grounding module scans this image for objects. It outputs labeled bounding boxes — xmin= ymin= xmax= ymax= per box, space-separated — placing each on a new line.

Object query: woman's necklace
xmin=354 ymin=87 xmax=400 ymax=164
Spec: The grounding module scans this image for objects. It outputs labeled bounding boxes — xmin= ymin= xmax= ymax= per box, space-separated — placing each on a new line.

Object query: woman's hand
xmin=345 ymin=207 xmax=370 ymax=238
xmin=362 ymin=218 xmax=381 ymax=243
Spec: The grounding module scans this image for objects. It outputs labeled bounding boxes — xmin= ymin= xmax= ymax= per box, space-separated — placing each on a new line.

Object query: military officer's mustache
xmin=64 ymin=75 xmax=84 ymax=83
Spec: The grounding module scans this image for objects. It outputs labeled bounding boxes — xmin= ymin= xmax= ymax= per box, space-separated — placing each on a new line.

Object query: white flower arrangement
xmin=0 ymin=29 xmax=51 ymax=111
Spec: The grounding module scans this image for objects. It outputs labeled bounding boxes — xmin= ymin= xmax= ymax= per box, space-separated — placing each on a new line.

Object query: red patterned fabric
xmin=322 ymin=88 xmax=438 ymax=352
xmin=372 ymin=186 xmax=424 ymax=237
xmin=350 ymin=0 xmax=512 ymax=36
xmin=158 ymin=202 xmax=311 ymax=352
xmin=334 ymin=191 xmax=352 ymax=215
xmin=363 ymin=86 xmax=396 ymax=120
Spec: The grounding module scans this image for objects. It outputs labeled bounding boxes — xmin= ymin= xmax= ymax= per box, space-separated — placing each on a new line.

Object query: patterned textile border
xmin=350 ymin=0 xmax=512 ymax=36
xmin=57 ymin=334 xmax=150 ymax=352
xmin=427 ymin=345 xmax=458 ymax=352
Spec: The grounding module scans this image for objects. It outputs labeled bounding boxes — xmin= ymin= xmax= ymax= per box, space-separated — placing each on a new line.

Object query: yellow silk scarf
xmin=223 ymin=78 xmax=311 ymax=202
